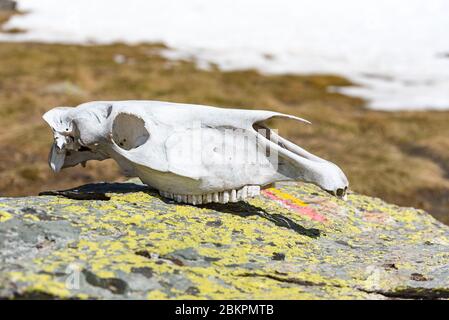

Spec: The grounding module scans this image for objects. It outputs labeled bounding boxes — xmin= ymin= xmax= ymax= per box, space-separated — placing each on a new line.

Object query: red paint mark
xmin=262 ymin=190 xmax=327 ymax=223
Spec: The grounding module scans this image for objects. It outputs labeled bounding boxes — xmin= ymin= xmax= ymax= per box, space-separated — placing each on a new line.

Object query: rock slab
xmin=1 ymin=181 xmax=449 ymax=299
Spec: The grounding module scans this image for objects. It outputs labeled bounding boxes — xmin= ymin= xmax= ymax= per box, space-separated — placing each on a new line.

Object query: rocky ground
xmin=1 ymin=180 xmax=448 ymax=299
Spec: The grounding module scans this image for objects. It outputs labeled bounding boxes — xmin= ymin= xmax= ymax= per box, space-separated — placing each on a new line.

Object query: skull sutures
xmin=43 ymin=101 xmax=349 ymax=204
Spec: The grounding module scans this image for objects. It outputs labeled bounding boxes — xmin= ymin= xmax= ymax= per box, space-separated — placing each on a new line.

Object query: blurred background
xmin=0 ymin=0 xmax=448 ymax=223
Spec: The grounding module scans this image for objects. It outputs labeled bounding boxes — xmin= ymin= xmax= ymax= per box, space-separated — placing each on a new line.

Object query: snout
xmin=49 ymin=132 xmax=75 ymax=172
xmin=325 ymin=186 xmax=348 ymax=201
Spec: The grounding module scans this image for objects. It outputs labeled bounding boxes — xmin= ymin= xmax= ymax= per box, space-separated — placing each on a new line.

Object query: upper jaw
xmin=48 ymin=132 xmax=76 ymax=172
xmin=49 ymin=141 xmax=66 ymax=172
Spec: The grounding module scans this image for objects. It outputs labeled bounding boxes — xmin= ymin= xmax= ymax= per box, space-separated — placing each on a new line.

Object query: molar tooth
xmin=251 ymin=186 xmax=261 ymax=197
xmin=251 ymin=186 xmax=258 ymax=196
xmin=222 ymin=191 xmax=229 ymax=203
xmin=230 ymin=189 xmax=237 ymax=202
xmin=236 ymin=188 xmax=243 ymax=200
xmin=206 ymin=193 xmax=212 ymax=203
xmin=174 ymin=194 xmax=182 ymax=202
xmin=241 ymin=186 xmax=248 ymax=199
xmin=213 ymin=192 xmax=219 ymax=203
xmin=237 ymin=186 xmax=248 ymax=200
xmin=187 ymin=195 xmax=192 ymax=204
xmin=253 ymin=187 xmax=260 ymax=196
xmin=196 ymin=195 xmax=202 ymax=205
xmin=248 ymin=186 xmax=260 ymax=197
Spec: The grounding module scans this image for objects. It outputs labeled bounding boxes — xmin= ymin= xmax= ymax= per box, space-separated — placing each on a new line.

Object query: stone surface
xmin=1 ymin=180 xmax=449 ymax=299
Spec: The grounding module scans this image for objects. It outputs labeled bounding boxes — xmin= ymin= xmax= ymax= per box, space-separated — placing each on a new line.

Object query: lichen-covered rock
xmin=1 ymin=181 xmax=449 ymax=299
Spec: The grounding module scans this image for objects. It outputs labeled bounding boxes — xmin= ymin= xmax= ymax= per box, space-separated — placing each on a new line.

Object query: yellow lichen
xmin=2 ymin=182 xmax=447 ymax=299
xmin=8 ymin=272 xmax=71 ymax=298
xmin=0 ymin=210 xmax=12 ymax=222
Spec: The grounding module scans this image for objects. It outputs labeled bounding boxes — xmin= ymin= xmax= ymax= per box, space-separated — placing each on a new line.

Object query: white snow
xmin=2 ymin=0 xmax=449 ymax=111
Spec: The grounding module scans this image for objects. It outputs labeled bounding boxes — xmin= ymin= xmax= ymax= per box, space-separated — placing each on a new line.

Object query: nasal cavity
xmin=336 ymin=188 xmax=345 ymax=197
xmin=112 ymin=113 xmax=150 ymax=150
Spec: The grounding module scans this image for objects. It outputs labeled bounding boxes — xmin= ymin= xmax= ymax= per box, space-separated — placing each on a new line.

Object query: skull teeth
xmin=159 ymin=185 xmax=261 ymax=205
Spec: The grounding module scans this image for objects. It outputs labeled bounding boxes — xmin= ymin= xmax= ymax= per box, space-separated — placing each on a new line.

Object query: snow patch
xmin=2 ymin=0 xmax=449 ymax=110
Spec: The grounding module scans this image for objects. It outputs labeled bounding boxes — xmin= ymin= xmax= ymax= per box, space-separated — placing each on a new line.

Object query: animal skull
xmin=43 ymin=101 xmax=349 ymax=204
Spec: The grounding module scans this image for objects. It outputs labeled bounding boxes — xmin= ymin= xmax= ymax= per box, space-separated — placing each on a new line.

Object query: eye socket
xmin=112 ymin=113 xmax=149 ymax=150
xmin=336 ymin=188 xmax=345 ymax=197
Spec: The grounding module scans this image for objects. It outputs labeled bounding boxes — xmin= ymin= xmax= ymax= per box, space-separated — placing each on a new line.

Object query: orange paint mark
xmin=262 ymin=188 xmax=327 ymax=223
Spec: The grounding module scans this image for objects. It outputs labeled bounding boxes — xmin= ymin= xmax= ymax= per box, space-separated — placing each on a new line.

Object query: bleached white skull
xmin=43 ymin=101 xmax=349 ymax=204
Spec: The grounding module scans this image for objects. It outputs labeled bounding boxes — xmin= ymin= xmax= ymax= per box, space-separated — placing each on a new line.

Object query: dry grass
xmin=0 ymin=42 xmax=448 ymax=224
xmin=0 ymin=11 xmax=13 ymax=25
xmin=0 ymin=10 xmax=26 ymax=33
